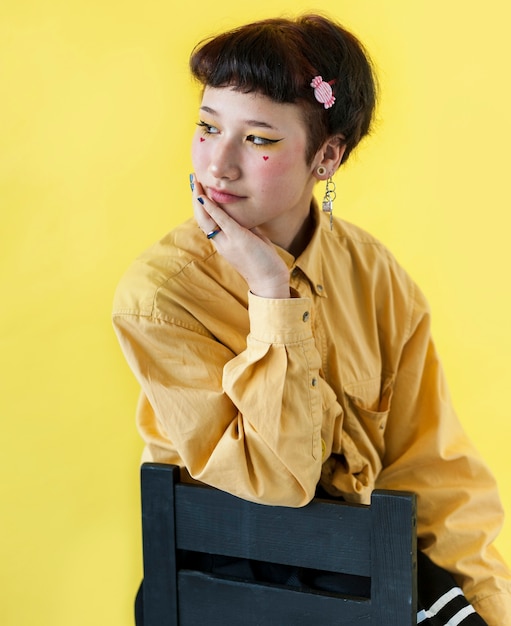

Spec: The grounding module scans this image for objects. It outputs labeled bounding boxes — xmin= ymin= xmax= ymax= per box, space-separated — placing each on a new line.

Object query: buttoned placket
xmin=291 ymin=265 xmax=330 ymax=462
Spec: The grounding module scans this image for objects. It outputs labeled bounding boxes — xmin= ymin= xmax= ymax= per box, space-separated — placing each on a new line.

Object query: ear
xmin=312 ymin=135 xmax=346 ymax=180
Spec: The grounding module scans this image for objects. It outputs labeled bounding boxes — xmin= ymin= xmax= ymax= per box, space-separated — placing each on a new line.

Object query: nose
xmin=208 ymin=138 xmax=241 ymax=181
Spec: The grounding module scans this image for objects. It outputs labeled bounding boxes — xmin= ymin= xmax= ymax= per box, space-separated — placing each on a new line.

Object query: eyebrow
xmin=200 ymin=105 xmax=279 ymax=130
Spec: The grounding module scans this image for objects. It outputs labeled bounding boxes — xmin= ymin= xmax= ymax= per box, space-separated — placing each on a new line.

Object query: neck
xmin=286 ymin=208 xmax=315 ymax=258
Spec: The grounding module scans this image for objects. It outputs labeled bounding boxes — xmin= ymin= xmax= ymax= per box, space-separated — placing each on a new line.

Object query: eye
xmin=196 ymin=121 xmax=219 ymax=135
xmin=246 ymin=135 xmax=283 ymax=146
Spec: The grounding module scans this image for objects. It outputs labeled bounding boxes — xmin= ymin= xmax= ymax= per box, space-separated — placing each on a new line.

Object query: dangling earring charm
xmin=322 ymin=177 xmax=336 ymax=230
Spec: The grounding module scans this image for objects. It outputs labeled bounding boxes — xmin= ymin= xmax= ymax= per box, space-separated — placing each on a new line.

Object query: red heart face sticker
xmin=200 ymin=137 xmax=205 ymax=142
xmin=263 ymin=156 xmax=269 ymax=161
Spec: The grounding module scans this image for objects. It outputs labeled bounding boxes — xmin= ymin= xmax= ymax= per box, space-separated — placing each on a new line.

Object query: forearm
xmin=113 ymin=292 xmax=325 ymax=505
xmin=376 ymin=301 xmax=511 ymax=619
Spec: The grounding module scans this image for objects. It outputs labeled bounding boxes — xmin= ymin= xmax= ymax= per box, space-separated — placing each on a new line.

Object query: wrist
xmin=250 ymin=284 xmax=291 ymax=299
xmin=248 ymin=274 xmax=291 ymax=299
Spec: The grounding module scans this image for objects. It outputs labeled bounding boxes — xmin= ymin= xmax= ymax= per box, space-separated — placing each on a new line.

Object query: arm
xmin=113 ymin=290 xmax=328 ymax=506
xmin=376 ymin=287 xmax=511 ymax=624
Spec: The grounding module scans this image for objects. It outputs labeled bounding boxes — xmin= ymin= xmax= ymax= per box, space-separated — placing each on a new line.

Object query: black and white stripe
xmin=417 ymin=587 xmax=476 ymax=624
xmin=417 ymin=552 xmax=486 ymax=625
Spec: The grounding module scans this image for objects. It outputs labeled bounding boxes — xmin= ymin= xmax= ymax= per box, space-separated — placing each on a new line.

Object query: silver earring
xmin=317 ymin=165 xmax=327 ymax=176
xmin=322 ymin=177 xmax=336 ymax=230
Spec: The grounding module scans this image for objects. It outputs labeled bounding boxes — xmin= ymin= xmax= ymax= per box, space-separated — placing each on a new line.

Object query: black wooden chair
xmin=140 ymin=462 xmax=417 ymax=625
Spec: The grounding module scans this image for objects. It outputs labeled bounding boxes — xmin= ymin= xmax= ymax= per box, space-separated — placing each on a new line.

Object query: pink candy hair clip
xmin=310 ymin=76 xmax=336 ymax=109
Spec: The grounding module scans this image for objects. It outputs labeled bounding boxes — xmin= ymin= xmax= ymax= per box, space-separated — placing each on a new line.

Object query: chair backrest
xmin=140 ymin=462 xmax=417 ymax=626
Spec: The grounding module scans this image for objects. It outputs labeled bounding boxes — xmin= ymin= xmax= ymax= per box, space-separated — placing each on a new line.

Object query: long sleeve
xmin=114 ymin=291 xmax=328 ymax=506
xmin=375 ymin=286 xmax=511 ymax=624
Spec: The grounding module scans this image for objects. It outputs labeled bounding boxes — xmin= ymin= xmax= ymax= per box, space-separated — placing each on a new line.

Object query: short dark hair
xmin=190 ymin=14 xmax=378 ymax=165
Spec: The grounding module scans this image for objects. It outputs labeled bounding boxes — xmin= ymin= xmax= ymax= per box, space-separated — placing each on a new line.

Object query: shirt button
xmin=316 ymin=284 xmax=323 ymax=292
xmin=292 ymin=267 xmax=299 ymax=277
xmin=302 ymin=311 xmax=310 ymax=322
xmin=311 ymin=377 xmax=318 ymax=387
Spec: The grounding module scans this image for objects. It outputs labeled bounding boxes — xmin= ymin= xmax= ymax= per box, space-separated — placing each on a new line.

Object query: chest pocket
xmin=322 ymin=376 xmax=394 ymax=504
xmin=343 ymin=376 xmax=393 ymax=458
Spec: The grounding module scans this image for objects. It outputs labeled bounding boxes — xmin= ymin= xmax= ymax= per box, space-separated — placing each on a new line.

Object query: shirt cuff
xmin=248 ymin=291 xmax=313 ymax=344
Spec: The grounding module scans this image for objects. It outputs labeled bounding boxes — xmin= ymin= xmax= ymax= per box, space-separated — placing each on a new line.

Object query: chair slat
xmin=178 ymin=570 xmax=371 ymax=626
xmin=141 ymin=463 xmax=418 ymax=626
xmin=175 ymin=482 xmax=372 ymax=575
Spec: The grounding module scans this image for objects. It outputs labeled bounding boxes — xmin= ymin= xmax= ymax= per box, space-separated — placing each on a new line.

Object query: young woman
xmin=113 ymin=14 xmax=511 ymax=625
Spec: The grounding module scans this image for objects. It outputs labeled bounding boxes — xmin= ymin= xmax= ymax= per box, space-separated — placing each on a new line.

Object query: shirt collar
xmin=275 ymin=199 xmax=328 ymax=297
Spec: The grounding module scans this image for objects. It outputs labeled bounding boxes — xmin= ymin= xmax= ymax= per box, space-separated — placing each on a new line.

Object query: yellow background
xmin=1 ymin=1 xmax=510 ymax=624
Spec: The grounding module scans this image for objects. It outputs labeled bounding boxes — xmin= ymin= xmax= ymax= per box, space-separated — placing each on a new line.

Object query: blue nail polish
xmin=197 ymin=197 xmax=204 ymax=205
xmin=189 ymin=174 xmax=194 ymax=191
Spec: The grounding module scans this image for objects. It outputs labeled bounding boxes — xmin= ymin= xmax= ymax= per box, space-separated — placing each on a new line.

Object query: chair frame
xmin=140 ymin=462 xmax=417 ymax=625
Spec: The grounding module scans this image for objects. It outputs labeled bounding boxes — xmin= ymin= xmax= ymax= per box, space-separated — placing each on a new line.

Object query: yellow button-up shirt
xmin=113 ymin=205 xmax=511 ymax=623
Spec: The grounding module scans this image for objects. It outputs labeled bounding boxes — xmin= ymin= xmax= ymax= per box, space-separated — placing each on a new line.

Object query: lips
xmin=207 ymin=187 xmax=245 ymax=204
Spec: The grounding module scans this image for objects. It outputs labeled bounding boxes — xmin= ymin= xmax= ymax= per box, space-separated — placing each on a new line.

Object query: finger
xmin=190 ymin=174 xmax=219 ymax=234
xmin=195 ymin=193 xmax=241 ymax=237
xmin=190 ymin=176 xmax=230 ymax=235
xmin=195 ymin=195 xmax=226 ymax=240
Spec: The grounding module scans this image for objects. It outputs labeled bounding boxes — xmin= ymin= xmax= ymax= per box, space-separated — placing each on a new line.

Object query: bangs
xmin=190 ymin=23 xmax=316 ymax=103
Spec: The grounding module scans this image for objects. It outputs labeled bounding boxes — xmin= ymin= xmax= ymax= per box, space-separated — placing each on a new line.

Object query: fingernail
xmin=197 ymin=197 xmax=204 ymax=205
xmin=189 ymin=173 xmax=194 ymax=191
